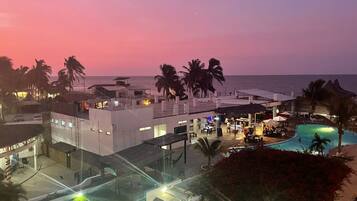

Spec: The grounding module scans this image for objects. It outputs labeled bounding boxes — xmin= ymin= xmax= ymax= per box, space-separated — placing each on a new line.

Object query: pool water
xmin=270 ymin=124 xmax=357 ymax=153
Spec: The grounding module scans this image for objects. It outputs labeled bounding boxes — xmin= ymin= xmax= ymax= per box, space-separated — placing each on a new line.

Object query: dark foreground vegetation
xmin=192 ymin=148 xmax=352 ymax=201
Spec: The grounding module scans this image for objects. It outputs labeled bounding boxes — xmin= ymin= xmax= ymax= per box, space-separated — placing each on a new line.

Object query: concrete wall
xmin=51 ymin=110 xmax=114 ymax=156
xmin=111 ymin=107 xmax=154 ymax=152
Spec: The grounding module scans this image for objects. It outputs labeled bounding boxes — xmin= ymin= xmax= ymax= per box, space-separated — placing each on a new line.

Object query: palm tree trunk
xmin=338 ymin=126 xmax=343 ymax=153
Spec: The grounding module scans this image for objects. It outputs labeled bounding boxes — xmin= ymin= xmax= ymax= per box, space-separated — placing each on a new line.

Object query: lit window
xmin=178 ymin=120 xmax=187 ymax=124
xmin=114 ymin=100 xmax=119 ymax=107
xmin=106 ymin=131 xmax=111 ymax=135
xmin=68 ymin=122 xmax=73 ymax=128
xmin=51 ymin=119 xmax=54 ymax=123
xmin=61 ymin=120 xmax=66 ymax=126
xmin=139 ymin=126 xmax=152 ymax=131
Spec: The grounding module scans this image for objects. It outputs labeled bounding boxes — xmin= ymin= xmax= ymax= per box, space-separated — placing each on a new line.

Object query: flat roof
xmin=237 ymin=89 xmax=295 ymax=102
xmin=144 ymin=133 xmax=187 ymax=146
xmin=0 ymin=124 xmax=43 ymax=148
xmin=101 ymin=143 xmax=170 ymax=168
xmin=114 ymin=76 xmax=130 ymax=80
xmin=216 ymin=104 xmax=266 ymax=115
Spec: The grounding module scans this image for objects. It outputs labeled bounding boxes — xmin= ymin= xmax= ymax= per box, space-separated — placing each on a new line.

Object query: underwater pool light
xmin=318 ymin=127 xmax=335 ymax=133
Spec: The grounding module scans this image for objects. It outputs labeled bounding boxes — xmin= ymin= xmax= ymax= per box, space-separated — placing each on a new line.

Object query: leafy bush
xmin=207 ymin=148 xmax=352 ymax=201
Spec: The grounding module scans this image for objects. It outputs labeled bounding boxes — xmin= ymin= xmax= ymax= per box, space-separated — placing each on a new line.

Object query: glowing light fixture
xmin=73 ymin=191 xmax=87 ymax=201
xmin=178 ymin=120 xmax=187 ymax=124
xmin=143 ymin=99 xmax=151 ymax=106
xmin=139 ymin=126 xmax=152 ymax=131
xmin=106 ymin=131 xmax=111 ymax=135
xmin=161 ymin=185 xmax=168 ymax=193
xmin=318 ymin=127 xmax=335 ymax=133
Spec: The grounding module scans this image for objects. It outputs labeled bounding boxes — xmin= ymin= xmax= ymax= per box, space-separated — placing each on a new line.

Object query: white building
xmin=50 ymin=88 xmax=295 ymax=156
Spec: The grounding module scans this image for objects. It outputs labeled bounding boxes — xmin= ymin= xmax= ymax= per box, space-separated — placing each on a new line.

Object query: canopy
xmin=263 ymin=119 xmax=278 ymax=126
xmin=280 ymin=111 xmax=292 ymax=116
xmin=216 ymin=104 xmax=266 ymax=116
xmin=273 ymin=116 xmax=287 ymax=122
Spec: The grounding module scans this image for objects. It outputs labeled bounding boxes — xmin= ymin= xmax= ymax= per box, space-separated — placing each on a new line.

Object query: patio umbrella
xmin=273 ymin=116 xmax=287 ymax=122
xmin=280 ymin=111 xmax=292 ymax=116
xmin=263 ymin=119 xmax=278 ymax=126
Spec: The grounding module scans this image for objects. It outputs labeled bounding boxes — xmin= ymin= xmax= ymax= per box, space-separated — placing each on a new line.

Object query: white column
xmin=248 ymin=113 xmax=252 ymax=127
xmin=273 ymin=106 xmax=277 ymax=118
xmin=33 ymin=143 xmax=37 ymax=170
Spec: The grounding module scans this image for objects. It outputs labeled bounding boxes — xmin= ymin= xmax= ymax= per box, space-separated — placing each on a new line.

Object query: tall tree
xmin=155 ymin=64 xmax=184 ymax=99
xmin=13 ymin=66 xmax=30 ymax=96
xmin=181 ymin=59 xmax=205 ymax=97
xmin=181 ymin=58 xmax=225 ymax=98
xmin=194 ymin=137 xmax=222 ymax=168
xmin=64 ymin=56 xmax=85 ymax=91
xmin=327 ymin=95 xmax=357 ymax=153
xmin=27 ymin=59 xmax=52 ymax=99
xmin=51 ymin=69 xmax=70 ymax=95
xmin=302 ymin=79 xmax=329 ymax=114
xmin=0 ymin=56 xmax=15 ymax=96
xmin=309 ymin=133 xmax=331 ymax=155
xmin=0 ymin=182 xmax=26 ymax=201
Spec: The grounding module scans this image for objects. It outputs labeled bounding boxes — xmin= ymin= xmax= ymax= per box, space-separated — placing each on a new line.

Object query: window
xmin=61 ymin=120 xmax=66 ymax=126
xmin=54 ymin=119 xmax=59 ymax=124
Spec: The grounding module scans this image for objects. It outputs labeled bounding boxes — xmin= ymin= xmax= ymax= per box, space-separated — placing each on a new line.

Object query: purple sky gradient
xmin=1 ymin=0 xmax=357 ymax=75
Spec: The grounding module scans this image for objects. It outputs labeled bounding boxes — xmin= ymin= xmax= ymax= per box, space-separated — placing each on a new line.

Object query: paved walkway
xmin=11 ymin=156 xmax=77 ymax=199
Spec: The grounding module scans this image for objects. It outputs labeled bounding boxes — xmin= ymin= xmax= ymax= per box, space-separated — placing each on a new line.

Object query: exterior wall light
xmin=178 ymin=120 xmax=187 ymax=124
xmin=139 ymin=126 xmax=152 ymax=131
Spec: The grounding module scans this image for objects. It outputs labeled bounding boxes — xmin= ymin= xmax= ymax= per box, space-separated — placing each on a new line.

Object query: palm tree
xmin=0 ymin=182 xmax=26 ymax=201
xmin=181 ymin=58 xmax=225 ymax=98
xmin=0 ymin=172 xmax=26 ymax=201
xmin=206 ymin=58 xmax=225 ymax=89
xmin=0 ymin=56 xmax=15 ymax=96
xmin=27 ymin=59 xmax=52 ymax=100
xmin=13 ymin=66 xmax=30 ymax=97
xmin=302 ymin=79 xmax=329 ymax=115
xmin=327 ymin=95 xmax=357 ymax=153
xmin=155 ymin=64 xmax=183 ymax=99
xmin=0 ymin=56 xmax=16 ymax=120
xmin=309 ymin=133 xmax=331 ymax=155
xmin=194 ymin=137 xmax=222 ymax=168
xmin=181 ymin=59 xmax=205 ymax=97
xmin=64 ymin=56 xmax=85 ymax=91
xmin=51 ymin=69 xmax=70 ymax=95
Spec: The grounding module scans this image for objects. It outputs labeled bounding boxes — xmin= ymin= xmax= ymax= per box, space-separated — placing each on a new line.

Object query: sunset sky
xmin=1 ymin=0 xmax=357 ymax=75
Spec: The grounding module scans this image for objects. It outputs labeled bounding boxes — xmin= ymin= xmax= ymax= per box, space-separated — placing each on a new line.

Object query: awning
xmin=215 ymin=104 xmax=266 ymax=116
xmin=101 ymin=143 xmax=171 ymax=169
xmin=144 ymin=133 xmax=188 ymax=147
xmin=0 ymin=124 xmax=43 ymax=148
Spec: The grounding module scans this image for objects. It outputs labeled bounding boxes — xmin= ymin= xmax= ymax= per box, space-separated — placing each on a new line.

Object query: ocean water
xmin=71 ymin=74 xmax=357 ymax=96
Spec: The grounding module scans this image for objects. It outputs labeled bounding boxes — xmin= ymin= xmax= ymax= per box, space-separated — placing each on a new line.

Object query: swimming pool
xmin=270 ymin=124 xmax=357 ymax=153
